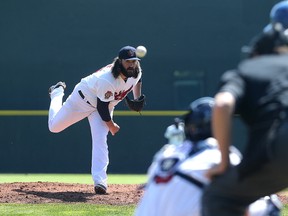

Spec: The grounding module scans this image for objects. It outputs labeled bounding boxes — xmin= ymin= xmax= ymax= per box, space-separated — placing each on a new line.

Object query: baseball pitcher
xmin=48 ymin=46 xmax=145 ymax=194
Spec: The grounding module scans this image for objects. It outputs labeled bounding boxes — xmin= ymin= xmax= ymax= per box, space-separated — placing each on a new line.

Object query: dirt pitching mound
xmin=0 ymin=182 xmax=144 ymax=205
xmin=1 ymin=182 xmax=288 ymax=207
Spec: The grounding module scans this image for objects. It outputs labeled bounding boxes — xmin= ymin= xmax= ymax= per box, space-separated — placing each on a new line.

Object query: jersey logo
xmin=154 ymin=175 xmax=173 ymax=184
xmin=160 ymin=158 xmax=179 ymax=172
xmin=153 ymin=158 xmax=180 ymax=184
xmin=128 ymin=50 xmax=135 ymax=57
xmin=114 ymin=85 xmax=133 ymax=100
xmin=104 ymin=91 xmax=113 ymax=99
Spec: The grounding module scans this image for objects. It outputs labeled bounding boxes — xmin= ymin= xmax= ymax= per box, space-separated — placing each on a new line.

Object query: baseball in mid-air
xmin=136 ymin=46 xmax=147 ymax=58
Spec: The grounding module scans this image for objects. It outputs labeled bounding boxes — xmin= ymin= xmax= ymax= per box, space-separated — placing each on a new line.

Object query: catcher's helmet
xmin=183 ymin=97 xmax=214 ymax=142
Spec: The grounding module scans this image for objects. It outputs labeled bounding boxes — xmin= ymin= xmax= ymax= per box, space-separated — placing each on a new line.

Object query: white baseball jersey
xmin=134 ymin=138 xmax=281 ymax=216
xmin=48 ymin=63 xmax=142 ymax=188
xmin=79 ymin=64 xmax=142 ymax=109
xmin=135 ymin=138 xmax=240 ymax=216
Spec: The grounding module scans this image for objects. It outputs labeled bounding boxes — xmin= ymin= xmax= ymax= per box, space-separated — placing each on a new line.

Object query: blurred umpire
xmin=201 ymin=23 xmax=288 ymax=216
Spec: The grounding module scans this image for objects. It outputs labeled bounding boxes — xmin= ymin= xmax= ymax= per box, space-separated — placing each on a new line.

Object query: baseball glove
xmin=125 ymin=94 xmax=146 ymax=112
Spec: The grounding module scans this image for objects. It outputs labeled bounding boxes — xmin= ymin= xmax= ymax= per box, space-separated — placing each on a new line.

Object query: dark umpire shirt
xmin=218 ymin=54 xmax=288 ymax=127
xmin=218 ymin=53 xmax=288 ymax=176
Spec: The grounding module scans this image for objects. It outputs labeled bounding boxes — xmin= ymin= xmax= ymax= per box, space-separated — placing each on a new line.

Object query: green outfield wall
xmin=0 ymin=0 xmax=277 ymax=173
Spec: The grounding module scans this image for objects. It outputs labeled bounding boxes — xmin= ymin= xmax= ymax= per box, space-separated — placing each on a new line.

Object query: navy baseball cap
xmin=118 ymin=46 xmax=140 ymax=60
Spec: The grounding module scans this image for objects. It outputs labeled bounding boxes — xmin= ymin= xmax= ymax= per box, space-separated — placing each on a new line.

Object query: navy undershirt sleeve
xmin=97 ymin=97 xmax=111 ymax=122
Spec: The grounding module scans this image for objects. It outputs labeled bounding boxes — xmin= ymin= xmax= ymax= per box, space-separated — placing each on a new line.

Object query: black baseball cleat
xmin=48 ymin=81 xmax=66 ymax=95
xmin=94 ymin=184 xmax=107 ymax=195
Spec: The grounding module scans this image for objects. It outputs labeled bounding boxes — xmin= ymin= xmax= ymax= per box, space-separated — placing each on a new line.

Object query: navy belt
xmin=175 ymin=171 xmax=205 ymax=189
xmin=78 ymin=90 xmax=92 ymax=105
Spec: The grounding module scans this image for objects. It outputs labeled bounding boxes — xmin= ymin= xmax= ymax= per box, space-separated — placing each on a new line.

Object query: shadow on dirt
xmin=13 ymin=189 xmax=97 ymax=202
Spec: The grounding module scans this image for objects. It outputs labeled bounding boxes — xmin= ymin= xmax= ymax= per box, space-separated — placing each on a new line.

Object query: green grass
xmin=0 ymin=203 xmax=135 ymax=216
xmin=0 ymin=173 xmax=147 ymax=184
xmin=282 ymin=209 xmax=288 ymax=216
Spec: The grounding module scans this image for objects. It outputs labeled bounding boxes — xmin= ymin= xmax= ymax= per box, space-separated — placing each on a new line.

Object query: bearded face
xmin=120 ymin=60 xmax=138 ymax=78
xmin=120 ymin=64 xmax=136 ymax=78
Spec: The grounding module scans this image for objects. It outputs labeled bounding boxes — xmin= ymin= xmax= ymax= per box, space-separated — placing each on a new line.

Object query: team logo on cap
xmin=104 ymin=91 xmax=113 ymax=99
xmin=128 ymin=50 xmax=135 ymax=57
